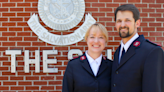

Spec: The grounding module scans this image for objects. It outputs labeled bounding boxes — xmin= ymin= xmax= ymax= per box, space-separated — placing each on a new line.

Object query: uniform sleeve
xmin=62 ymin=61 xmax=74 ymax=92
xmin=142 ymin=47 xmax=164 ymax=92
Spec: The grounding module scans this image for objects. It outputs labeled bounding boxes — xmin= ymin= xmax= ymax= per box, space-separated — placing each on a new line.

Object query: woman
xmin=62 ymin=23 xmax=112 ymax=92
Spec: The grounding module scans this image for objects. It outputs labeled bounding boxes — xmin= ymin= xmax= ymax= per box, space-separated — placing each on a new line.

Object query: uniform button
xmin=113 ymin=84 xmax=116 ymax=87
xmin=116 ymin=71 xmax=118 ymax=74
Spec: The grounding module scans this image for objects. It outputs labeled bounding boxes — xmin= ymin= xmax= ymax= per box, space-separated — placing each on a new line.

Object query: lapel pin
xmin=133 ymin=41 xmax=140 ymax=47
xmin=80 ymin=56 xmax=86 ymax=60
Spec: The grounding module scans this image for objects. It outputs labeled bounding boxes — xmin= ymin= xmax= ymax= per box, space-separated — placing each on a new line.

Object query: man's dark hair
xmin=114 ymin=4 xmax=140 ymax=22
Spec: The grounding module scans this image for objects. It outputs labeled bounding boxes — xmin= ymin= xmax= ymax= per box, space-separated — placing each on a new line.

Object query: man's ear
xmin=135 ymin=19 xmax=141 ymax=28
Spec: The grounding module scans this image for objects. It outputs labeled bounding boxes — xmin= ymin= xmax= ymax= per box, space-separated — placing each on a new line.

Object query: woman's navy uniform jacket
xmin=62 ymin=53 xmax=112 ymax=92
xmin=111 ymin=35 xmax=164 ymax=92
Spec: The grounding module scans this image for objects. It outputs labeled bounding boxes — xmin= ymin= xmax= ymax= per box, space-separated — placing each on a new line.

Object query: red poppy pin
xmin=80 ymin=56 xmax=86 ymax=60
xmin=133 ymin=41 xmax=140 ymax=47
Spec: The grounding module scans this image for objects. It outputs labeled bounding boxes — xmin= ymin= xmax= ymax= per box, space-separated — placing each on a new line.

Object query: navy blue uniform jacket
xmin=111 ymin=35 xmax=164 ymax=92
xmin=62 ymin=53 xmax=112 ymax=92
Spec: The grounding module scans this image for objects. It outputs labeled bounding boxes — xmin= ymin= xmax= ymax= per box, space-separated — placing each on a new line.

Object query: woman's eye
xmin=100 ymin=37 xmax=104 ymax=39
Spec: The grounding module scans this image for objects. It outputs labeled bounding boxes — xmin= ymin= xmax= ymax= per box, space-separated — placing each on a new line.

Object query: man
xmin=111 ymin=4 xmax=164 ymax=92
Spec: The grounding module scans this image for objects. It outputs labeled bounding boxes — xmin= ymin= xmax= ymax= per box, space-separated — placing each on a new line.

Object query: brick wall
xmin=0 ymin=0 xmax=164 ymax=91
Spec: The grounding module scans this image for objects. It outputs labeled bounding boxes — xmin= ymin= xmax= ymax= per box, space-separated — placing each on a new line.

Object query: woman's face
xmin=87 ymin=26 xmax=106 ymax=55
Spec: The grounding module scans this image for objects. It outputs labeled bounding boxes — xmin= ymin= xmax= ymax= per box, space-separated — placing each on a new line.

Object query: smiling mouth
xmin=93 ymin=45 xmax=100 ymax=47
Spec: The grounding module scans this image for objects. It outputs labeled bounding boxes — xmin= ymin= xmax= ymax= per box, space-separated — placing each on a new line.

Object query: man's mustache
xmin=119 ymin=26 xmax=129 ymax=30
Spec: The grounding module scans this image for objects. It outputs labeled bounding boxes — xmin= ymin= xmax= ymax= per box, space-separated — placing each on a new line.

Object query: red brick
xmin=0 ymin=8 xmax=8 ymax=11
xmin=9 ymin=37 xmax=22 ymax=41
xmin=157 ymin=28 xmax=164 ymax=31
xmin=0 ymin=0 xmax=8 ymax=2
xmin=24 ymin=37 xmax=38 ymax=41
xmin=142 ymin=0 xmax=155 ymax=3
xmin=142 ymin=9 xmax=155 ymax=12
xmin=0 ymin=27 xmax=7 ymax=31
xmin=149 ymin=4 xmax=161 ymax=8
xmin=26 ymin=86 xmax=39 ymax=90
xmin=149 ymin=23 xmax=161 ymax=26
xmin=26 ymin=76 xmax=39 ymax=80
xmin=25 ymin=8 xmax=37 ymax=11
xmin=3 ymin=82 xmax=16 ymax=85
xmin=135 ymin=4 xmax=147 ymax=8
xmin=0 ymin=18 xmax=8 ymax=21
xmin=85 ymin=0 xmax=98 ymax=2
xmin=2 ymin=3 xmax=15 ymax=7
xmin=17 ymin=13 xmax=31 ymax=16
xmin=156 ymin=0 xmax=164 ymax=3
xmin=17 ymin=22 xmax=28 ymax=26
xmin=9 ymin=27 xmax=23 ymax=31
xmin=41 ymin=76 xmax=54 ymax=80
xmin=106 ymin=3 xmax=119 ymax=7
xmin=99 ymin=17 xmax=112 ymax=21
xmin=92 ymin=3 xmax=105 ymax=7
xmin=17 ymin=42 xmax=31 ymax=46
xmin=150 ymin=32 xmax=162 ymax=36
xmin=149 ymin=13 xmax=161 ymax=17
xmin=114 ymin=0 xmax=126 ymax=2
xmin=25 ymin=0 xmax=38 ymax=2
xmin=142 ymin=18 xmax=155 ymax=22
xmin=0 ymin=37 xmax=7 ymax=41
xmin=156 ymin=9 xmax=164 ymax=13
xmin=10 ymin=8 xmax=23 ymax=11
xmin=106 ymin=22 xmax=115 ymax=26
xmin=10 ymin=0 xmax=23 ymax=2
xmin=100 ymin=8 xmax=112 ymax=12
xmin=41 ymin=86 xmax=54 ymax=90
xmin=10 ymin=18 xmax=23 ymax=21
xmin=2 ymin=32 xmax=16 ymax=36
xmin=49 ymin=81 xmax=62 ymax=85
xmin=11 ymin=86 xmax=24 ymax=90
xmin=56 ymin=86 xmax=62 ymax=90
xmin=140 ymin=23 xmax=147 ymax=27
xmin=2 ymin=23 xmax=16 ymax=26
xmin=2 ymin=13 xmax=15 ymax=16
xmin=143 ymin=27 xmax=155 ymax=31
xmin=128 ymin=0 xmax=140 ymax=2
xmin=32 ymin=42 xmax=46 ymax=46
xmin=156 ymin=18 xmax=164 ymax=22
xmin=157 ymin=37 xmax=164 ymax=41
xmin=0 ymin=76 xmax=8 ymax=80
xmin=40 ymin=47 xmax=53 ymax=50
xmin=2 ymin=42 xmax=15 ymax=46
xmin=34 ymin=81 xmax=47 ymax=85
xmin=17 ymin=32 xmax=31 ymax=36
xmin=25 ymin=47 xmax=39 ymax=50
xmin=17 ymin=3 xmax=31 ymax=7
xmin=56 ymin=76 xmax=63 ymax=80
xmin=32 ymin=2 xmax=38 ymax=7
xmin=99 ymin=0 xmax=112 ymax=2
xmin=10 ymin=76 xmax=24 ymax=80
xmin=92 ymin=13 xmax=105 ymax=16
xmin=2 ymin=72 xmax=16 ymax=75
xmin=85 ymin=7 xmax=98 ymax=12
xmin=9 ymin=47 xmax=23 ymax=50
xmin=0 ymin=87 xmax=9 ymax=90
xmin=140 ymin=13 xmax=148 ymax=17
xmin=18 ymin=81 xmax=32 ymax=85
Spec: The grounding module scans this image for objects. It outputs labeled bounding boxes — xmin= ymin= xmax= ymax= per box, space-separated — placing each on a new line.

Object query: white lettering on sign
xmin=5 ymin=50 xmax=22 ymax=73
xmin=5 ymin=49 xmax=112 ymax=73
xmin=27 ymin=13 xmax=96 ymax=45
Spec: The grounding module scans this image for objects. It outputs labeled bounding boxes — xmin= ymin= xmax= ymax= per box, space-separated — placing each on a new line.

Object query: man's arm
xmin=142 ymin=47 xmax=164 ymax=92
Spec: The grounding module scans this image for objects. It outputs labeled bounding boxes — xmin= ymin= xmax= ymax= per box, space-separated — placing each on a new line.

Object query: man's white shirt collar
xmin=119 ymin=33 xmax=139 ymax=60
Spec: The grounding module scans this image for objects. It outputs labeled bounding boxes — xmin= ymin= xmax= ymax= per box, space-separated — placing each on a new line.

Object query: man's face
xmin=115 ymin=11 xmax=140 ymax=39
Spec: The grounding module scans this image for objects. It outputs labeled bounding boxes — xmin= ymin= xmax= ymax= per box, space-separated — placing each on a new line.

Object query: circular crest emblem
xmin=38 ymin=0 xmax=85 ymax=31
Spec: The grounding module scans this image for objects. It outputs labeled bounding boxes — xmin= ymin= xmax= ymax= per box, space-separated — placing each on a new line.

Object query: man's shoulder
xmin=145 ymin=39 xmax=161 ymax=47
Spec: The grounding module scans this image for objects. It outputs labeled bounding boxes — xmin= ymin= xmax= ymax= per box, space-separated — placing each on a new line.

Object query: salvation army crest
xmin=27 ymin=0 xmax=96 ymax=45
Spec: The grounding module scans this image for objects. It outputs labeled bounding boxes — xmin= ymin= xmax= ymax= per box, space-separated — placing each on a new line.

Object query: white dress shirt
xmin=85 ymin=51 xmax=102 ymax=76
xmin=119 ymin=33 xmax=139 ymax=62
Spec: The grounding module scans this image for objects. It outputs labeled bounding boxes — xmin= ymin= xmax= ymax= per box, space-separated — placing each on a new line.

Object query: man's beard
xmin=119 ymin=26 xmax=133 ymax=38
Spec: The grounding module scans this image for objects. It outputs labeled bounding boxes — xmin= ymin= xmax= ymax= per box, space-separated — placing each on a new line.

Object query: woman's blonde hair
xmin=84 ymin=23 xmax=108 ymax=42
